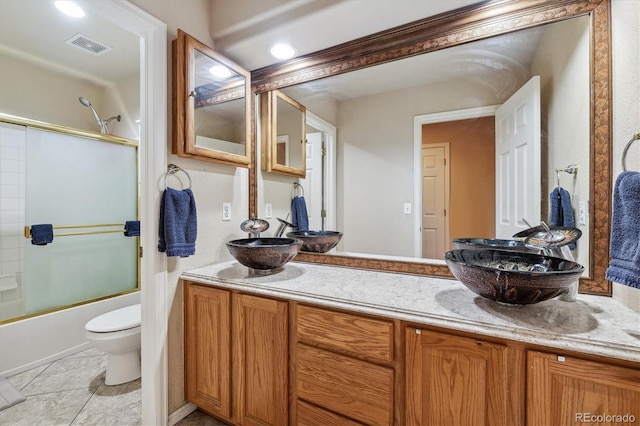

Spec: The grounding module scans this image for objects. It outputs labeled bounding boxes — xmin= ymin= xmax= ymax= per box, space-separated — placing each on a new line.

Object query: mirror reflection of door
xmin=495 ymin=75 xmax=541 ymax=238
xmin=299 ymin=131 xmax=323 ymax=231
xmin=422 ymin=144 xmax=449 ymax=259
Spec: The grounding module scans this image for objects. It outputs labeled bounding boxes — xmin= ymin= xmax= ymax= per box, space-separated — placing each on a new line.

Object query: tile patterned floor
xmin=0 ymin=348 xmax=141 ymax=425
xmin=0 ymin=348 xmax=226 ymax=426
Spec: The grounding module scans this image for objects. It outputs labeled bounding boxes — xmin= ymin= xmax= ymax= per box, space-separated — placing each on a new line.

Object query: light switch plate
xmin=579 ymin=200 xmax=588 ymax=225
xmin=403 ymin=203 xmax=412 ymax=215
xmin=265 ymin=203 xmax=273 ymax=218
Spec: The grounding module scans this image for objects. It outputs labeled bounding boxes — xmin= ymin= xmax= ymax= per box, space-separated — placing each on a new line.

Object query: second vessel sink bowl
xmin=286 ymin=231 xmax=343 ymax=253
xmin=444 ymin=249 xmax=584 ymax=305
xmin=452 ymin=238 xmax=542 ymax=254
xmin=226 ymin=237 xmax=302 ymax=271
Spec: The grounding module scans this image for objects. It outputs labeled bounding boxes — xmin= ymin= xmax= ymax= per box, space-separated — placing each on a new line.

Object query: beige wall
xmin=128 ymin=0 xmax=250 ymax=412
xmin=133 ymin=0 xmax=638 ymax=417
xmin=0 ymin=53 xmax=138 ymax=139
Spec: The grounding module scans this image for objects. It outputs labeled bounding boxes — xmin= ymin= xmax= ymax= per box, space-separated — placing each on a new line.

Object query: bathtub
xmin=0 ymin=292 xmax=140 ymax=376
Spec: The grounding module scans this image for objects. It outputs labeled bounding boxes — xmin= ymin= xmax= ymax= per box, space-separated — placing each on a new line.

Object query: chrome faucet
xmin=275 ymin=217 xmax=295 ymax=237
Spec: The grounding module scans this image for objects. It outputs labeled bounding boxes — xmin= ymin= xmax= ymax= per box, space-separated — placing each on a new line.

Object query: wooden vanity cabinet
xmin=527 ymin=350 xmax=640 ymax=425
xmin=294 ymin=304 xmax=397 ymax=425
xmin=184 ymin=283 xmax=231 ymax=418
xmin=184 ymin=282 xmax=288 ymax=425
xmin=405 ymin=327 xmax=524 ymax=426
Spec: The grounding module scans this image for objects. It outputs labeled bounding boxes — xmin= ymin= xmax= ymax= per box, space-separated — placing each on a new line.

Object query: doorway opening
xmin=413 ymin=105 xmax=498 ymax=258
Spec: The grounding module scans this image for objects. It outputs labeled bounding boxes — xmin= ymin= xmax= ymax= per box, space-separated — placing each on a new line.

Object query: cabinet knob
xmin=476 ymin=340 xmax=483 ymax=346
xmin=188 ymin=91 xmax=196 ymax=97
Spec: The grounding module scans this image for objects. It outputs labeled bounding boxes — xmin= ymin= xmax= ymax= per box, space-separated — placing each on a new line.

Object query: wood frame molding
xmin=250 ymin=0 xmax=612 ymax=295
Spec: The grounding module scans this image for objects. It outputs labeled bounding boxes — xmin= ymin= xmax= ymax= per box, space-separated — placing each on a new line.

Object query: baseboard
xmin=168 ymin=402 xmax=197 ymax=426
xmin=1 ymin=342 xmax=91 ymax=377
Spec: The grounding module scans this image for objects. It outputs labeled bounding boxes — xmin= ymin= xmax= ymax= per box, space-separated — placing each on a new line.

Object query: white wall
xmin=611 ymin=0 xmax=640 ymax=311
xmin=531 ymin=16 xmax=590 ymax=270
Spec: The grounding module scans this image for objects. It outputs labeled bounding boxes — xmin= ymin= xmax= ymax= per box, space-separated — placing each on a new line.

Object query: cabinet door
xmin=233 ymin=294 xmax=288 ymax=426
xmin=527 ymin=351 xmax=640 ymax=425
xmin=184 ymin=284 xmax=231 ymax=419
xmin=406 ymin=328 xmax=509 ymax=426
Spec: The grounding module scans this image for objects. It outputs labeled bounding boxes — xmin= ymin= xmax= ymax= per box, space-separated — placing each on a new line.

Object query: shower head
xmin=78 ymin=96 xmax=111 ymax=134
xmin=78 ymin=96 xmax=91 ymax=107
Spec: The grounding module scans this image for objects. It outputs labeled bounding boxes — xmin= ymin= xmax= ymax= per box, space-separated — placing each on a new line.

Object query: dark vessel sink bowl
xmin=286 ymin=231 xmax=343 ymax=253
xmin=444 ymin=249 xmax=584 ymax=305
xmin=452 ymin=238 xmax=541 ymax=254
xmin=226 ymin=237 xmax=302 ymax=271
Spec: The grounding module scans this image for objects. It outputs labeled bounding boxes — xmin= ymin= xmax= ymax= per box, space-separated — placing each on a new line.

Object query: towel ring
xmin=554 ymin=164 xmax=578 ymax=188
xmin=292 ymin=182 xmax=304 ymax=198
xmin=164 ymin=164 xmax=192 ymax=190
xmin=622 ymin=133 xmax=640 ymax=171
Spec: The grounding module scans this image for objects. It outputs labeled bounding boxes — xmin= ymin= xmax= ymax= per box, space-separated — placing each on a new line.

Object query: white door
xmin=495 ymin=76 xmax=541 ymax=238
xmin=422 ymin=144 xmax=449 ymax=259
xmin=299 ymin=132 xmax=323 ymax=231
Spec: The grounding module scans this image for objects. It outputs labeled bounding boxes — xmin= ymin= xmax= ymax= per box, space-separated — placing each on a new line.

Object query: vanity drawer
xmin=296 ymin=400 xmax=364 ymax=426
xmin=296 ymin=304 xmax=394 ymax=363
xmin=296 ymin=344 xmax=394 ymax=425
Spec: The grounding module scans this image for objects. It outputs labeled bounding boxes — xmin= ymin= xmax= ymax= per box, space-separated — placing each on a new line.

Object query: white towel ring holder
xmin=621 ymin=133 xmax=640 ymax=172
xmin=291 ymin=182 xmax=304 ymax=198
xmin=164 ymin=164 xmax=192 ymax=190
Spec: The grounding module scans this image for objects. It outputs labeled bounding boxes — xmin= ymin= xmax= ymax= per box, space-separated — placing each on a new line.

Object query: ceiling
xmin=0 ymin=0 xmax=542 ymax=101
xmin=0 ymin=0 xmax=482 ymax=88
xmin=0 ymin=0 xmax=139 ymax=87
xmin=209 ymin=0 xmax=483 ymax=71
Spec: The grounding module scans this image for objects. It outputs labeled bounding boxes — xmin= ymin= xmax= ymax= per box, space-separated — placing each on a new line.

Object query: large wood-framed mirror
xmin=173 ymin=29 xmax=251 ymax=167
xmin=250 ymin=0 xmax=612 ymax=296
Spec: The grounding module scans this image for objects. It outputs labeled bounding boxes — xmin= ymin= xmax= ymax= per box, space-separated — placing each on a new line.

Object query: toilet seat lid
xmin=85 ymin=304 xmax=141 ymax=332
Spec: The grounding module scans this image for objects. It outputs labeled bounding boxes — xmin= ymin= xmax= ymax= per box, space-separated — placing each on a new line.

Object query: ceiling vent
xmin=65 ymin=33 xmax=112 ymax=56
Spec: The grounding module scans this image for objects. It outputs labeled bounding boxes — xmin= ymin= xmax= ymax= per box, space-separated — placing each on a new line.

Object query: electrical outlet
xmin=265 ymin=203 xmax=273 ymax=218
xmin=403 ymin=203 xmax=412 ymax=215
xmin=222 ymin=202 xmax=231 ymax=221
xmin=579 ymin=200 xmax=587 ymax=225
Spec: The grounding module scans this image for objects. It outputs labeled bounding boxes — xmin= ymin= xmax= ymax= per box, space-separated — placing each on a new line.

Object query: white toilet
xmin=85 ymin=304 xmax=141 ymax=386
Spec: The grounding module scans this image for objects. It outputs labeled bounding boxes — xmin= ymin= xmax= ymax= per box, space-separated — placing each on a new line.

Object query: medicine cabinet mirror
xmin=173 ymin=29 xmax=251 ymax=167
xmin=261 ymin=90 xmax=307 ymax=177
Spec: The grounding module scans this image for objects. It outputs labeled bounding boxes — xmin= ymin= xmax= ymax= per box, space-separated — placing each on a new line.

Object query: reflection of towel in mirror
xmin=549 ymin=187 xmax=576 ymax=249
xmin=291 ymin=196 xmax=309 ymax=231
xmin=31 ymin=224 xmax=53 ymax=245
xmin=158 ymin=188 xmax=197 ymax=257
xmin=605 ymin=171 xmax=640 ymax=289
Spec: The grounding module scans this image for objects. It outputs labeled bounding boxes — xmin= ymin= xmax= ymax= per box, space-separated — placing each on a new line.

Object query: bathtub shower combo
xmin=0 ymin=118 xmax=140 ymax=381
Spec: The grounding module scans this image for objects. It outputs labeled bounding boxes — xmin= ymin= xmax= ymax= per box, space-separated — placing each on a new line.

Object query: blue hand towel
xmin=31 ymin=224 xmax=53 ymax=245
xmin=124 ymin=220 xmax=140 ymax=237
xmin=291 ymin=196 xmax=309 ymax=231
xmin=158 ymin=188 xmax=197 ymax=257
xmin=549 ymin=187 xmax=576 ymax=249
xmin=605 ymin=171 xmax=640 ymax=289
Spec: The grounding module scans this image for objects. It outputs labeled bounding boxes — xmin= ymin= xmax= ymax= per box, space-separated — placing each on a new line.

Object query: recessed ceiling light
xmin=270 ymin=43 xmax=296 ymax=60
xmin=54 ymin=1 xmax=85 ymax=18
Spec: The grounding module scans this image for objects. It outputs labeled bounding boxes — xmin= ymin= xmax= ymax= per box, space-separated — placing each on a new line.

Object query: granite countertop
xmin=182 ymin=261 xmax=640 ymax=363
